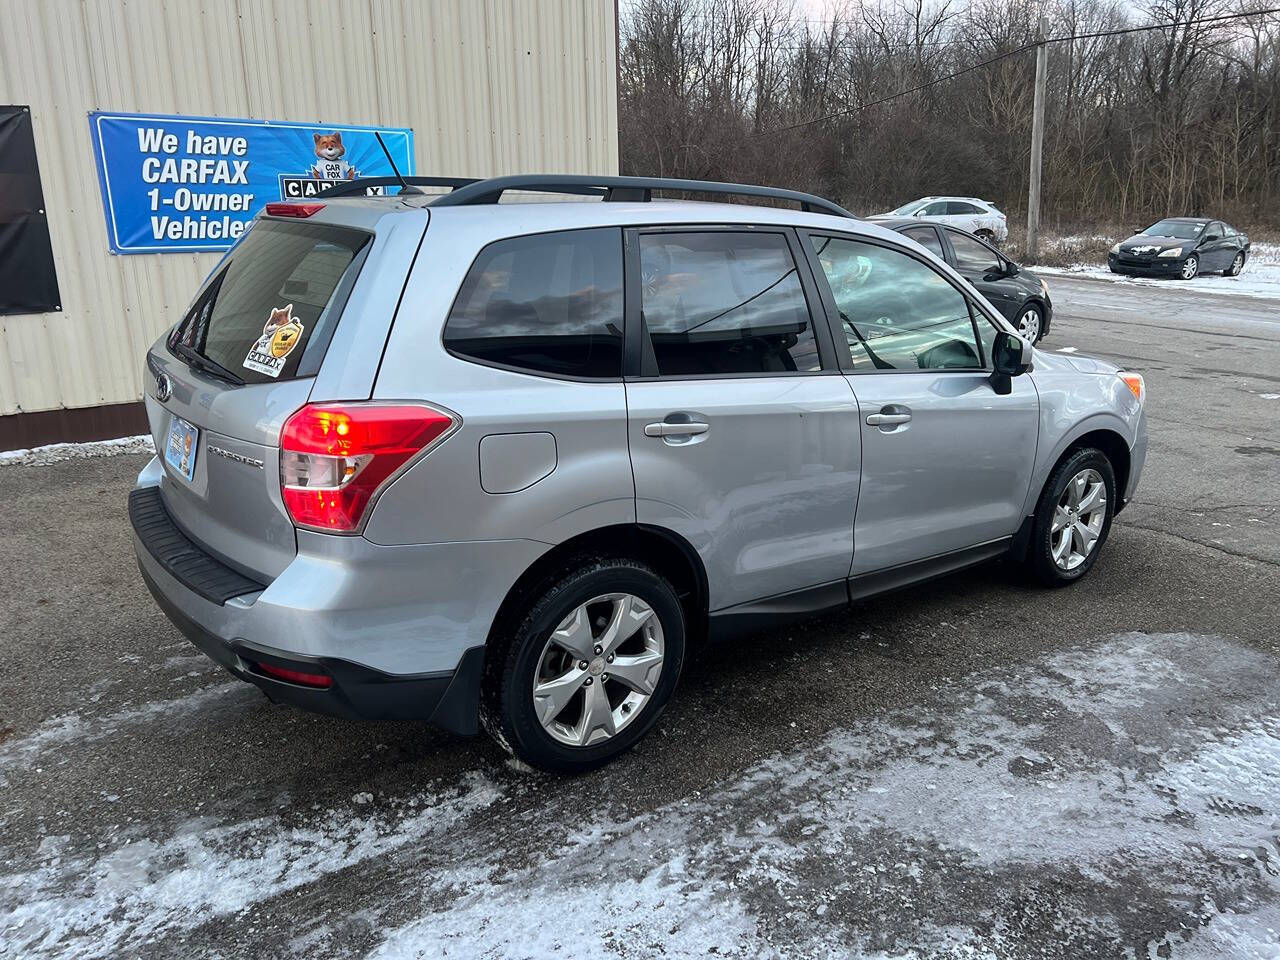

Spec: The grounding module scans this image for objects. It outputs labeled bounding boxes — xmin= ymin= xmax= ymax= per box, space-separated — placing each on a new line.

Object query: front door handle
xmin=866 ymin=412 xmax=911 ymax=426
xmin=645 ymin=421 xmax=710 ymax=437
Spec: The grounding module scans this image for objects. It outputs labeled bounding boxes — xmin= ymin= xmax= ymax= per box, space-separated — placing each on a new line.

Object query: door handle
xmin=645 ymin=421 xmax=710 ymax=437
xmin=866 ymin=412 xmax=911 ymax=426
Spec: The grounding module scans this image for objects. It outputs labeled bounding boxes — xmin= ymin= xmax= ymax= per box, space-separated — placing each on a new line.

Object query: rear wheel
xmin=975 ymin=229 xmax=996 ymax=243
xmin=1179 ymin=255 xmax=1199 ymax=280
xmin=1224 ymin=251 xmax=1245 ymax=276
xmin=1027 ymin=447 xmax=1116 ymax=586
xmin=481 ymin=558 xmax=685 ymax=773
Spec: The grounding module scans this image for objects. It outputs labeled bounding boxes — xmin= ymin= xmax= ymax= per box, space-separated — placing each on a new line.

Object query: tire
xmin=1179 ymin=254 xmax=1198 ymax=280
xmin=1224 ymin=251 xmax=1245 ymax=277
xmin=975 ymin=229 xmax=998 ymax=245
xmin=481 ymin=557 xmax=685 ymax=774
xmin=1014 ymin=302 xmax=1045 ymax=344
xmin=1027 ymin=447 xmax=1117 ymax=587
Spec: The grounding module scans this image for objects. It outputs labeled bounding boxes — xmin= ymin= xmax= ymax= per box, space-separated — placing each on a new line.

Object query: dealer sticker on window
xmin=242 ymin=304 xmax=305 ymax=378
xmin=165 ymin=415 xmax=199 ymax=482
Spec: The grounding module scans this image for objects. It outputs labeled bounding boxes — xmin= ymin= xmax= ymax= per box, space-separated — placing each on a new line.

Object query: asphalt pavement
xmin=1 ymin=276 xmax=1278 ymax=959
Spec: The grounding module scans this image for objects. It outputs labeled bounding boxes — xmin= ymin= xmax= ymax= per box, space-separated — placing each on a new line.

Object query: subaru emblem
xmin=156 ymin=372 xmax=172 ymax=403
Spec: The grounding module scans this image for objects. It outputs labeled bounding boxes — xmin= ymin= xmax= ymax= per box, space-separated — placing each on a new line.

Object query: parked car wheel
xmin=1028 ymin=447 xmax=1116 ymax=586
xmin=1015 ymin=303 xmax=1045 ymax=344
xmin=481 ymin=557 xmax=685 ymax=773
xmin=1224 ymin=251 xmax=1246 ymax=277
xmin=1179 ymin=254 xmax=1199 ymax=280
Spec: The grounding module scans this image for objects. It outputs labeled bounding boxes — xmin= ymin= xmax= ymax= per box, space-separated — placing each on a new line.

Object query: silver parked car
xmin=131 ymin=175 xmax=1147 ymax=773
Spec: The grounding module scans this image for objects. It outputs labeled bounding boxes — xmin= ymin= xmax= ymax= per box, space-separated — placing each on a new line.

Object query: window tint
xmin=444 ymin=227 xmax=623 ymax=378
xmin=947 ymin=201 xmax=982 ymax=215
xmin=810 ymin=235 xmax=984 ymax=372
xmin=948 ymin=231 xmax=1002 ymax=274
xmin=639 ymin=231 xmax=819 ymax=376
xmin=901 ymin=226 xmax=944 ymax=258
xmin=1204 ymin=221 xmax=1224 ymax=240
xmin=169 ymin=220 xmax=369 ymax=384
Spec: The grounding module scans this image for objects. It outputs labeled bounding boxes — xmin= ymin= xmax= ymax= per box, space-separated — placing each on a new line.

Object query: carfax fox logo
xmin=242 ymin=304 xmax=305 ymax=378
xmin=279 ymin=131 xmax=388 ymax=199
xmin=310 ymin=132 xmax=357 ymax=181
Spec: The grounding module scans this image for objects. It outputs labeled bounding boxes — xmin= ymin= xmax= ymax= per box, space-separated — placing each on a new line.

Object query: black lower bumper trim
xmin=138 ymin=562 xmax=484 ymax=734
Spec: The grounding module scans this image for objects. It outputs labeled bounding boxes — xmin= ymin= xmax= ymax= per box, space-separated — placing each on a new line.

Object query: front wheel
xmin=1179 ymin=255 xmax=1199 ymax=280
xmin=482 ymin=558 xmax=685 ymax=773
xmin=1015 ymin=303 xmax=1045 ymax=344
xmin=1027 ymin=448 xmax=1116 ymax=586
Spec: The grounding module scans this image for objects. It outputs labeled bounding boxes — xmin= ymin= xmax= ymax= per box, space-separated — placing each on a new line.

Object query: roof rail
xmin=314 ymin=176 xmax=480 ymax=199
xmin=428 ymin=174 xmax=855 ymax=218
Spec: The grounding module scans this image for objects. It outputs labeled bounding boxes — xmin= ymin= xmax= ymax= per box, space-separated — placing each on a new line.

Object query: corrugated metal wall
xmin=0 ymin=0 xmax=618 ymax=418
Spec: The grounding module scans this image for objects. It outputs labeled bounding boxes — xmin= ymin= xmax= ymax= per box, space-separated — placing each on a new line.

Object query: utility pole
xmin=1025 ymin=15 xmax=1049 ymax=262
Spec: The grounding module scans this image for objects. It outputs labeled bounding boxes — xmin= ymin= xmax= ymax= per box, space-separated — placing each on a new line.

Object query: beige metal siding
xmin=0 ymin=0 xmax=618 ymax=418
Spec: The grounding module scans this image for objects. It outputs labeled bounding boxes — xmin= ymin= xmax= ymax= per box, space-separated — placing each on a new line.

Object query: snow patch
xmin=0 ymin=434 xmax=154 ymax=466
xmin=1036 ymin=261 xmax=1280 ymax=300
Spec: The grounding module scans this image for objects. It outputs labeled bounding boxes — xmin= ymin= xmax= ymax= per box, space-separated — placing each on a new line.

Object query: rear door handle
xmin=645 ymin=421 xmax=710 ymax=437
xmin=866 ymin=412 xmax=911 ymax=426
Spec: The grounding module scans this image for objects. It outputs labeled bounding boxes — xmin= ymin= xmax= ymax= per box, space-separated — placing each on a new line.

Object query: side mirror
xmin=1005 ymin=259 xmax=1020 ymax=276
xmin=990 ymin=331 xmax=1033 ymax=395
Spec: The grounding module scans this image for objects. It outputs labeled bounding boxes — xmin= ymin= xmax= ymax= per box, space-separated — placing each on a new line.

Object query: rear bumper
xmin=130 ymin=460 xmax=547 ymax=732
xmin=138 ymin=560 xmax=483 ymax=729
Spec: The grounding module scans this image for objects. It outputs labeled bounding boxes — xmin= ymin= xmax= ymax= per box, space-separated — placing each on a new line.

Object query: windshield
xmin=167 ymin=220 xmax=370 ymax=384
xmin=891 ymin=200 xmax=930 ymax=216
xmin=1141 ymin=220 xmax=1205 ymax=240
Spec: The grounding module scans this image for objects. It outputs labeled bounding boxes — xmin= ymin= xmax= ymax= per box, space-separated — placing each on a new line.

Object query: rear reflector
xmin=265 ymin=202 xmax=325 ymax=218
xmin=280 ymin=403 xmax=457 ymax=533
xmin=254 ymin=660 xmax=333 ymax=688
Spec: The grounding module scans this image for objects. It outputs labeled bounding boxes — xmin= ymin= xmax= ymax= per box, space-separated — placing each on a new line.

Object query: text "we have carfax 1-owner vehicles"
xmin=130 ymin=175 xmax=1147 ymax=773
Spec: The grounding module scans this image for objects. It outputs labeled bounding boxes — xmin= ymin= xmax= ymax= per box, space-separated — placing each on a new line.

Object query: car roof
xmin=1152 ymin=216 xmax=1212 ymax=224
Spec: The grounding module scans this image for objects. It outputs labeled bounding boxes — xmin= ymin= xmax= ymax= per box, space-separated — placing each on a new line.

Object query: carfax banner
xmin=88 ymin=111 xmax=414 ymax=254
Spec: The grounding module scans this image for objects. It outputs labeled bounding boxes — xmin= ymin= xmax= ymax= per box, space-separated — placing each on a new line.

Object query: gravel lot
xmin=2 ymin=277 xmax=1278 ymax=959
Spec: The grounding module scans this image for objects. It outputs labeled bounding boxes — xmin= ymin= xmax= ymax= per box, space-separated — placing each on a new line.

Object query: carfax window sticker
xmin=243 ymin=304 xmax=304 ymax=378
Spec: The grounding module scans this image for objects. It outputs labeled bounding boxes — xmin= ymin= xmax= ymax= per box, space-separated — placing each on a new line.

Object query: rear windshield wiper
xmin=170 ymin=342 xmax=246 ymax=386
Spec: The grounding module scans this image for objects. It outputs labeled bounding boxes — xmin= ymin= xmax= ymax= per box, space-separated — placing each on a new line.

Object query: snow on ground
xmin=1036 ymin=241 xmax=1280 ymax=300
xmin=0 ymin=434 xmax=153 ymax=466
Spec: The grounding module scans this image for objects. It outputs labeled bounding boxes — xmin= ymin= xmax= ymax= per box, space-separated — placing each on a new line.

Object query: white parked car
xmin=871 ymin=197 xmax=1008 ymax=244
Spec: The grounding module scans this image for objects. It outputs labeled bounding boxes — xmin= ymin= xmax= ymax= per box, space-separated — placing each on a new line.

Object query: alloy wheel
xmin=532 ymin=593 xmax=665 ymax=747
xmin=1017 ymin=308 xmax=1041 ymax=342
xmin=1180 ymin=257 xmax=1198 ymax=280
xmin=1051 ymin=468 xmax=1107 ymax=571
xmin=1230 ymin=253 xmax=1244 ymax=276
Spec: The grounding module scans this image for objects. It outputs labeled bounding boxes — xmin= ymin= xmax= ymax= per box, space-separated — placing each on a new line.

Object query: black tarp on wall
xmin=0 ymin=105 xmax=61 ymax=315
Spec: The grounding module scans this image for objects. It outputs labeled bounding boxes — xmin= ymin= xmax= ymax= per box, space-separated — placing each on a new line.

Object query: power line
xmin=752 ymin=6 xmax=1280 ymax=136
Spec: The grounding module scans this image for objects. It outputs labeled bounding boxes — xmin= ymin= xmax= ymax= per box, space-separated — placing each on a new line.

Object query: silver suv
xmin=130 ymin=175 xmax=1147 ymax=773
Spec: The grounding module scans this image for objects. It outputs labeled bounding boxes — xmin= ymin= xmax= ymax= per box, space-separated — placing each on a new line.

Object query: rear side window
xmin=444 ymin=227 xmax=623 ymax=379
xmin=638 ymin=231 xmax=820 ymax=376
xmin=901 ymin=226 xmax=944 ymax=259
xmin=169 ymin=220 xmax=369 ymax=384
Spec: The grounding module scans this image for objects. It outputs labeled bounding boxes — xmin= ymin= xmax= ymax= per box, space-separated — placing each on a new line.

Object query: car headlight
xmin=1110 ymin=243 xmax=1120 ymax=255
xmin=1157 ymin=247 xmax=1183 ymax=258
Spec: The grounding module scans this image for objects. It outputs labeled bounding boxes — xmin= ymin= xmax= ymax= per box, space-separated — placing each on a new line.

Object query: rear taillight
xmin=280 ymin=403 xmax=456 ymax=533
xmin=265 ymin=202 xmax=325 ymax=218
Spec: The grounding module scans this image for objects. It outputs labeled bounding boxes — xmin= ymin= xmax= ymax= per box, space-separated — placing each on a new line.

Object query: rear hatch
xmin=145 ymin=217 xmax=373 ymax=582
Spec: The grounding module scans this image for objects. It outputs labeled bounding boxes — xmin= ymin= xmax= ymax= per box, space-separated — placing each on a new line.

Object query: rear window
xmin=443 ymin=227 xmax=623 ymax=379
xmin=169 ymin=220 xmax=370 ymax=384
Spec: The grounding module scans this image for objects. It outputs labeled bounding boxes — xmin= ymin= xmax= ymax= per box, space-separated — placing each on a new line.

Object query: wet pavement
xmin=1 ymin=277 xmax=1278 ymax=959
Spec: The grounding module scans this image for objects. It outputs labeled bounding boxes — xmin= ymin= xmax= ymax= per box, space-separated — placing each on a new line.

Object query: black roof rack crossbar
xmin=427 ymin=175 xmax=854 ymax=218
xmin=315 ymin=176 xmax=481 ymax=199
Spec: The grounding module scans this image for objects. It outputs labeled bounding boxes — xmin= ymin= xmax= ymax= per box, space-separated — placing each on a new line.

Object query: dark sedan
xmin=1108 ymin=218 xmax=1250 ymax=279
xmin=877 ymin=218 xmax=1052 ymax=343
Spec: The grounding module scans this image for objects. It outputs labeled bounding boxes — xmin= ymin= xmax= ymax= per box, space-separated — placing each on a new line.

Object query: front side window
xmin=921 ymin=201 xmax=949 ymax=216
xmin=638 ymin=231 xmax=820 ymax=376
xmin=948 ymin=230 xmax=1003 ymax=274
xmin=810 ymin=235 xmax=984 ymax=372
xmin=901 ymin=226 xmax=944 ymax=259
xmin=444 ymin=227 xmax=623 ymax=378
